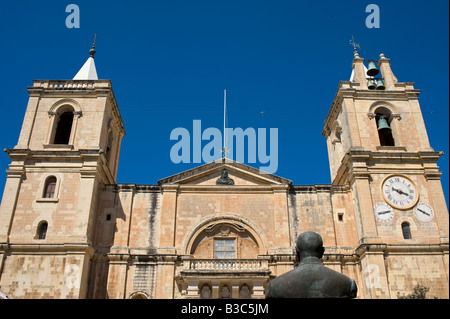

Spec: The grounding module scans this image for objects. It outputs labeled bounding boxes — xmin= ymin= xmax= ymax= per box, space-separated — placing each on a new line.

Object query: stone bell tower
xmin=0 ymin=43 xmax=125 ymax=298
xmin=322 ymin=49 xmax=449 ymax=298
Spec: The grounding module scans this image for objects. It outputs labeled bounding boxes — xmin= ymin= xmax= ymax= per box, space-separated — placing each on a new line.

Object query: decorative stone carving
xmin=216 ymin=169 xmax=235 ymax=185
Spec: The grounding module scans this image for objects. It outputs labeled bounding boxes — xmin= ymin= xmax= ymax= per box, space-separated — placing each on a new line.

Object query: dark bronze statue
xmin=265 ymin=231 xmax=357 ymax=298
xmin=216 ymin=169 xmax=234 ymax=185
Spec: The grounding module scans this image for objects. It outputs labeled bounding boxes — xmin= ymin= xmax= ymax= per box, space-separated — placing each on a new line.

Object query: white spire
xmin=73 ymin=34 xmax=98 ymax=80
xmin=73 ymin=56 xmax=98 ymax=80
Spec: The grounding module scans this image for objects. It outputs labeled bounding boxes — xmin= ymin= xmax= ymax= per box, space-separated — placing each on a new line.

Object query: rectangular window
xmin=214 ymin=239 xmax=235 ymax=259
xmin=44 ymin=177 xmax=57 ymax=198
xmin=45 ymin=183 xmax=56 ymax=198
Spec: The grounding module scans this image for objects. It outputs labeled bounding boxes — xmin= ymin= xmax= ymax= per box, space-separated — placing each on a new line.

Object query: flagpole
xmin=223 ymin=89 xmax=226 ymax=158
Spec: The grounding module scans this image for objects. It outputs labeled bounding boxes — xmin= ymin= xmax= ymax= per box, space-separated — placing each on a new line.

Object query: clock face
xmin=373 ymin=202 xmax=394 ymax=223
xmin=414 ymin=203 xmax=434 ymax=223
xmin=382 ymin=175 xmax=418 ymax=209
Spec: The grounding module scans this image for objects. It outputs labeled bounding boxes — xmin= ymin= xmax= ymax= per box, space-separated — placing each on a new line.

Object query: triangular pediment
xmin=158 ymin=159 xmax=291 ymax=186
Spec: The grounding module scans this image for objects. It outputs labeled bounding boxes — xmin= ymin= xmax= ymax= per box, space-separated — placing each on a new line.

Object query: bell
xmin=377 ymin=117 xmax=391 ymax=131
xmin=376 ymin=79 xmax=385 ymax=90
xmin=367 ymin=61 xmax=380 ymax=76
xmin=367 ymin=78 xmax=377 ymax=90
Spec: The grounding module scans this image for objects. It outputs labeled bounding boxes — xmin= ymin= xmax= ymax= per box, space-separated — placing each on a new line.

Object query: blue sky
xmin=0 ymin=0 xmax=448 ymax=206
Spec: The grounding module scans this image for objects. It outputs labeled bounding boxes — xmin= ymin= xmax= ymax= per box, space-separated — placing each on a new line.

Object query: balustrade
xmin=183 ymin=259 xmax=269 ymax=272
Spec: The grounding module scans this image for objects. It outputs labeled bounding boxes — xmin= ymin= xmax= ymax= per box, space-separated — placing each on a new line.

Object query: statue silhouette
xmin=265 ymin=231 xmax=357 ymax=298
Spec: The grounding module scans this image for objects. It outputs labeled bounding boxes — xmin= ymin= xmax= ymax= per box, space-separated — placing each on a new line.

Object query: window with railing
xmin=214 ymin=239 xmax=235 ymax=259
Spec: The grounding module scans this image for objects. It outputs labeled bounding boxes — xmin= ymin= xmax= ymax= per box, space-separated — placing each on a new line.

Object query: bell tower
xmin=0 ymin=43 xmax=125 ymax=298
xmin=322 ymin=49 xmax=449 ymax=298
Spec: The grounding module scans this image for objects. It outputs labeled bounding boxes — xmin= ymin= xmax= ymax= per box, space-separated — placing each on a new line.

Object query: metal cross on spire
xmin=349 ymin=35 xmax=360 ymax=55
xmin=90 ymin=32 xmax=97 ymax=58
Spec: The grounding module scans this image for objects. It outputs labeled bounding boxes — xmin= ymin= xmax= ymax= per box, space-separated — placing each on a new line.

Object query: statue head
xmin=295 ymin=231 xmax=325 ymax=261
xmin=221 ymin=169 xmax=229 ymax=178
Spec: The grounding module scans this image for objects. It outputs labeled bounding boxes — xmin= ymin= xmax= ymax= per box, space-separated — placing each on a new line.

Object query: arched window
xmin=402 ymin=222 xmax=412 ymax=239
xmin=375 ymin=107 xmax=395 ymax=146
xmin=187 ymin=221 xmax=263 ymax=259
xmin=53 ymin=111 xmax=74 ymax=144
xmin=37 ymin=221 xmax=48 ymax=240
xmin=43 ymin=176 xmax=57 ymax=198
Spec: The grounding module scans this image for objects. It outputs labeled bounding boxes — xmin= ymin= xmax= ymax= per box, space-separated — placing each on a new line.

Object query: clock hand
xmin=392 ymin=187 xmax=408 ymax=196
xmin=378 ymin=211 xmax=391 ymax=215
xmin=417 ymin=208 xmax=430 ymax=216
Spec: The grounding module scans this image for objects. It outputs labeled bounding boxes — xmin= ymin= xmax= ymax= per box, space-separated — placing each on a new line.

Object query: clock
xmin=373 ymin=202 xmax=394 ymax=223
xmin=381 ymin=175 xmax=418 ymax=210
xmin=414 ymin=203 xmax=434 ymax=223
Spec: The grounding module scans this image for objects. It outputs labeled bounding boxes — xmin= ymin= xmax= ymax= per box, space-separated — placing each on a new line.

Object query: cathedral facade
xmin=0 ymin=48 xmax=448 ymax=299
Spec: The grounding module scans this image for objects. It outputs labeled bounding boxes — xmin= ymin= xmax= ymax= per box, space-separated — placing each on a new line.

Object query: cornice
xmin=174 ymin=185 xmax=281 ymax=194
xmin=355 ymin=242 xmax=448 ymax=257
xmin=158 ymin=160 xmax=291 ymax=186
xmin=332 ymin=149 xmax=444 ymax=186
xmin=4 ymin=243 xmax=95 ymax=256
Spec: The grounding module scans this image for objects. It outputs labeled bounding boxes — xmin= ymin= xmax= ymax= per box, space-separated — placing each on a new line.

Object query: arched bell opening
xmin=375 ymin=107 xmax=395 ymax=146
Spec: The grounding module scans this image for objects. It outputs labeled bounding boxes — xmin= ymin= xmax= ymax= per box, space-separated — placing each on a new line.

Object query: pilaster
xmin=111 ymin=184 xmax=136 ymax=248
xmin=158 ymin=184 xmax=179 ymax=248
xmin=0 ymin=149 xmax=27 ymax=243
xmin=272 ymin=185 xmax=290 ymax=249
xmin=15 ymin=95 xmax=41 ymax=149
xmin=356 ymin=244 xmax=390 ymax=299
xmin=106 ymin=253 xmax=130 ymax=299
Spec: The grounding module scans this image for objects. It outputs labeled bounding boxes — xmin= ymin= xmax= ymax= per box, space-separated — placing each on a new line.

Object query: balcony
xmin=177 ymin=258 xmax=271 ymax=299
xmin=180 ymin=258 xmax=270 ymax=276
